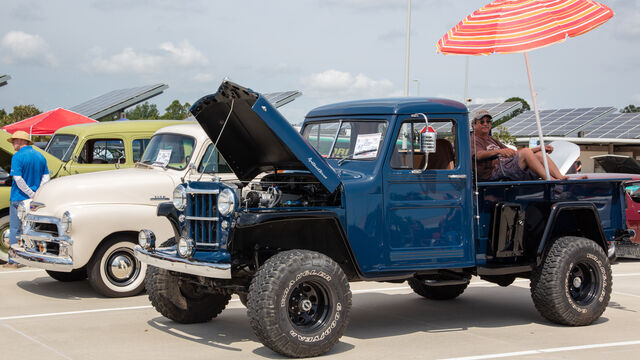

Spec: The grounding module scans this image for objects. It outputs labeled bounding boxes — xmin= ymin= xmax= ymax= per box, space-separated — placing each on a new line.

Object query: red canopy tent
xmin=2 ymin=108 xmax=97 ymax=136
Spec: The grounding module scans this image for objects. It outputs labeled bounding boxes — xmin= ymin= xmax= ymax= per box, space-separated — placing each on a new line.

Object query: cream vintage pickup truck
xmin=10 ymin=123 xmax=235 ymax=297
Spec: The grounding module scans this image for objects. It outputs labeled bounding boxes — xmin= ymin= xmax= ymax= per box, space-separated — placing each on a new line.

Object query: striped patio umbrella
xmin=437 ymin=0 xmax=613 ymax=179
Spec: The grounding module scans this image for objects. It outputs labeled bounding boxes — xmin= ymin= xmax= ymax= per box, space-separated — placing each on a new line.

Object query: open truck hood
xmin=190 ymin=81 xmax=341 ymax=193
xmin=592 ymin=154 xmax=640 ymax=174
xmin=0 ymin=130 xmax=63 ymax=175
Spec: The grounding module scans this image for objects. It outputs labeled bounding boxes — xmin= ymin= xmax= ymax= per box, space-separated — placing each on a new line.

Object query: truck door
xmin=381 ymin=115 xmax=474 ymax=271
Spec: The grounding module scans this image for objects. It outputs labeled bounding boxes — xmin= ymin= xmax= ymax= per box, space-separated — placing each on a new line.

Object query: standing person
xmin=3 ymin=131 xmax=49 ymax=268
xmin=471 ymin=109 xmax=567 ymax=181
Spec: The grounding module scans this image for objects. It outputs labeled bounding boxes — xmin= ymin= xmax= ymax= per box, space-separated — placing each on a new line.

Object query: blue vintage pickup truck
xmin=135 ymin=81 xmax=632 ymax=358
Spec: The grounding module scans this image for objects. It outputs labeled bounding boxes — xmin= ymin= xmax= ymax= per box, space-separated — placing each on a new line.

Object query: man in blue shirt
xmin=3 ymin=131 xmax=49 ymax=268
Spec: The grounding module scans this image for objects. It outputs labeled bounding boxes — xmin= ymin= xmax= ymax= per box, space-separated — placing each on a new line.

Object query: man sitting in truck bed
xmin=471 ymin=109 xmax=568 ymax=181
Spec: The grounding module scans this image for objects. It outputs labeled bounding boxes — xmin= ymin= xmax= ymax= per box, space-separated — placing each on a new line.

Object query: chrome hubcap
xmin=110 ymin=255 xmax=133 ymax=280
xmin=1 ymin=227 xmax=10 ymax=249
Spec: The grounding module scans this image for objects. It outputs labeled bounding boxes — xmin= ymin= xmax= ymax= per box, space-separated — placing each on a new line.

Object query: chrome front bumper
xmin=10 ymin=214 xmax=74 ymax=271
xmin=134 ymin=246 xmax=231 ymax=279
xmin=9 ymin=245 xmax=73 ymax=271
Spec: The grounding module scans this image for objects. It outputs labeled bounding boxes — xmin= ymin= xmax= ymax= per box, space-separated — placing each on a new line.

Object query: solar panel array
xmin=263 ymin=90 xmax=302 ymax=108
xmin=69 ymin=84 xmax=168 ymax=119
xmin=0 ymin=74 xmax=10 ymax=87
xmin=578 ymin=112 xmax=640 ymax=139
xmin=468 ymin=101 xmax=522 ymax=121
xmin=501 ymin=107 xmax=615 ymax=137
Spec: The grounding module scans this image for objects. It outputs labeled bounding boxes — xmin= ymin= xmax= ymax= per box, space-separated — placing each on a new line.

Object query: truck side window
xmin=78 ymin=139 xmax=125 ymax=164
xmin=132 ymin=138 xmax=150 ymax=163
xmin=390 ymin=122 xmax=424 ymax=169
xmin=390 ymin=120 xmax=457 ymax=170
xmin=199 ymin=144 xmax=232 ymax=174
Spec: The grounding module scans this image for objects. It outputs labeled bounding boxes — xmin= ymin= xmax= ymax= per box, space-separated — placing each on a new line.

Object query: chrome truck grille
xmin=186 ymin=187 xmax=219 ymax=249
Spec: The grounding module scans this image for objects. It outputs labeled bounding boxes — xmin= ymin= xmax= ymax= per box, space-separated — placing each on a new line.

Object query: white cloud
xmin=89 ymin=48 xmax=163 ymax=74
xmin=1 ymin=31 xmax=57 ymax=67
xmin=86 ymin=40 xmax=208 ymax=74
xmin=302 ymin=69 xmax=395 ymax=100
xmin=632 ymin=94 xmax=640 ymax=103
xmin=159 ymin=40 xmax=208 ymax=66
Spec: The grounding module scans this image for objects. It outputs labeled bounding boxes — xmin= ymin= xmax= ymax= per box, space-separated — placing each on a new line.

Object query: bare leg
xmin=534 ymin=152 xmax=568 ymax=180
xmin=517 ymin=148 xmax=568 ymax=180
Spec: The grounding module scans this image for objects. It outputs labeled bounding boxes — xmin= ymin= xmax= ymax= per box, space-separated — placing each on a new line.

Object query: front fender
xmin=64 ymin=203 xmax=174 ymax=268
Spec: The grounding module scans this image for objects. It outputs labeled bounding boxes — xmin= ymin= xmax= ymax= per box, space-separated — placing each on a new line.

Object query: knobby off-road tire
xmin=46 ymin=268 xmax=87 ymax=282
xmin=408 ymin=278 xmax=468 ymax=300
xmin=530 ymin=236 xmax=612 ymax=326
xmin=146 ymin=266 xmax=230 ymax=324
xmin=247 ymin=250 xmax=352 ymax=358
xmin=88 ymin=236 xmax=147 ymax=297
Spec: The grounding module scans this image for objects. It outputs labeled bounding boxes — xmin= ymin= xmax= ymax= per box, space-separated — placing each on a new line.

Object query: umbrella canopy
xmin=2 ymin=107 xmax=97 ymax=136
xmin=437 ymin=0 xmax=613 ymax=55
xmin=436 ymin=0 xmax=613 ymax=179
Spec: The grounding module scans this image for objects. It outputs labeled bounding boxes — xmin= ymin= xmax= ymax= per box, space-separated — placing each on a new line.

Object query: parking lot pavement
xmin=2 ymin=261 xmax=640 ymax=360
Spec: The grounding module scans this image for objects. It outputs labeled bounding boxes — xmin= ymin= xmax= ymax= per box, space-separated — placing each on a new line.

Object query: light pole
xmin=413 ymin=79 xmax=420 ymax=96
xmin=404 ymin=0 xmax=411 ymax=96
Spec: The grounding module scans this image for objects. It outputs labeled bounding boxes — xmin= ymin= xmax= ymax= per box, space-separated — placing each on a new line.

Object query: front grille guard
xmin=186 ymin=187 xmax=219 ymax=249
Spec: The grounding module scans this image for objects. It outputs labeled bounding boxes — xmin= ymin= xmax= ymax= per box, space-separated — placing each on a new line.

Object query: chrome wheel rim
xmin=105 ymin=248 xmax=140 ymax=286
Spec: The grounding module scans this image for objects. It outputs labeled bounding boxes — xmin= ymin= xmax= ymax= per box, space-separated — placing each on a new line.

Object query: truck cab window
xmin=391 ymin=120 xmax=457 ymax=170
xmin=132 ymin=138 xmax=150 ymax=163
xmin=78 ymin=139 xmax=125 ymax=164
xmin=302 ymin=120 xmax=387 ymax=160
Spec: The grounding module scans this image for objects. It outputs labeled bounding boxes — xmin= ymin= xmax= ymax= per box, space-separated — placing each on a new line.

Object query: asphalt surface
xmin=2 ymin=260 xmax=640 ymax=360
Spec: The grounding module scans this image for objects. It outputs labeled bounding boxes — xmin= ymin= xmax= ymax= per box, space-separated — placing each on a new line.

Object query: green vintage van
xmin=0 ymin=120 xmax=186 ymax=262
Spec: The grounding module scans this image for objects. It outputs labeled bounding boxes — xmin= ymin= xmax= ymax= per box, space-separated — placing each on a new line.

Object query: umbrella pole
xmin=524 ymin=52 xmax=551 ymax=180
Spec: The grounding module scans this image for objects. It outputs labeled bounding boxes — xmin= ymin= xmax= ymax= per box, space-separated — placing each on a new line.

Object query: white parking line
xmin=614 ymin=291 xmax=640 ymax=299
xmin=0 ymin=305 xmax=152 ymax=321
xmin=0 ymin=269 xmax=45 ymax=275
xmin=437 ymin=340 xmax=640 ymax=360
xmin=2 ymin=323 xmax=73 ymax=360
xmin=1 ymin=272 xmax=639 ymax=322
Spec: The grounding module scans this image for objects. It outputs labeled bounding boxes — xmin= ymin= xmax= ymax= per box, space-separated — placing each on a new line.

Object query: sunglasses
xmin=476 ymin=118 xmax=492 ymax=125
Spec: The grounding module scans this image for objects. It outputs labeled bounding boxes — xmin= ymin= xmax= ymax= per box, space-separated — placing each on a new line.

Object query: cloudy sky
xmin=1 ymin=0 xmax=638 ymax=123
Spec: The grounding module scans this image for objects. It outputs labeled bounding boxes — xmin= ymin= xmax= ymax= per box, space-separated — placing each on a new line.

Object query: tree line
xmin=0 ymin=100 xmax=193 ymax=126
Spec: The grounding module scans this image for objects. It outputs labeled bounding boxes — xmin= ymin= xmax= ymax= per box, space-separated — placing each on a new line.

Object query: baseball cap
xmin=473 ymin=109 xmax=492 ymax=121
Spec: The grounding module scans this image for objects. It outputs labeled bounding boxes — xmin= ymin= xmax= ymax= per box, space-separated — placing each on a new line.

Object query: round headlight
xmin=177 ymin=237 xmax=194 ymax=258
xmin=217 ymin=188 xmax=236 ymax=216
xmin=138 ymin=229 xmax=155 ymax=250
xmin=17 ymin=201 xmax=26 ymax=220
xmin=60 ymin=211 xmax=72 ymax=234
xmin=173 ymin=185 xmax=187 ymax=210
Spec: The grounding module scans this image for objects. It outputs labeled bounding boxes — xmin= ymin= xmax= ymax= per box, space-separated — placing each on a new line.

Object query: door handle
xmin=448 ymin=174 xmax=467 ymax=179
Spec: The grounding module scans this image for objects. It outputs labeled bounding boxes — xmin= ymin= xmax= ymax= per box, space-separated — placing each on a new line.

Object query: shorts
xmin=489 ymin=154 xmax=539 ymax=181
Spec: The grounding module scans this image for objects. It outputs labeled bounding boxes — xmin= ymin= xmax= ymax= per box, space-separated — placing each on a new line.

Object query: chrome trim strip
xmin=186 ymin=187 xmax=220 ymax=195
xmin=134 ymin=246 xmax=231 ymax=279
xmin=185 ymin=216 xmax=219 ymax=221
xmin=9 ymin=245 xmax=73 ymax=271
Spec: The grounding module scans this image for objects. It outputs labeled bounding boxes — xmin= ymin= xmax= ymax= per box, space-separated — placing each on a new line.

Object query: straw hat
xmin=7 ymin=131 xmax=33 ymax=145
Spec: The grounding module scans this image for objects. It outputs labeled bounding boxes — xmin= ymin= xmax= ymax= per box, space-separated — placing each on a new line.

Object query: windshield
xmin=45 ymin=134 xmax=78 ymax=161
xmin=302 ymin=120 xmax=388 ymax=160
xmin=140 ymin=133 xmax=195 ymax=170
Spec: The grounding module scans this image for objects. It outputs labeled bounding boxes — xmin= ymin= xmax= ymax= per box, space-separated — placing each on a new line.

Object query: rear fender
xmin=536 ymin=202 xmax=607 ymax=265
